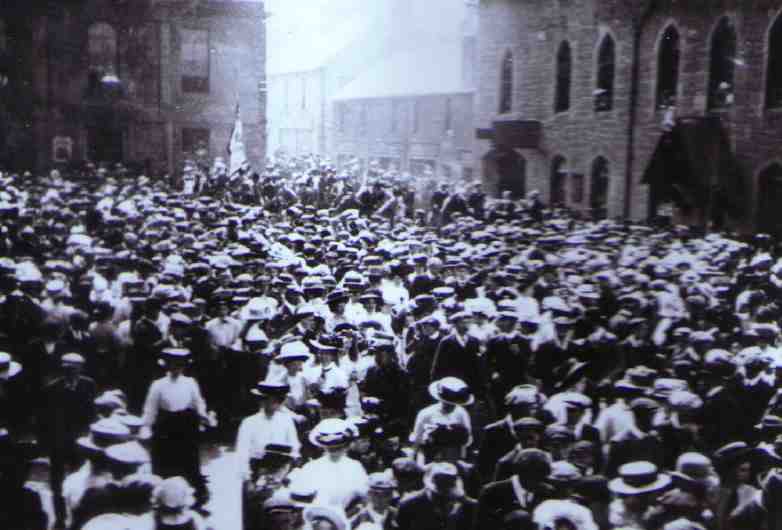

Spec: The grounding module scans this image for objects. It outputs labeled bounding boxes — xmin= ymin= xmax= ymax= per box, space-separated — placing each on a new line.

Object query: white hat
xmin=154 ymin=476 xmax=195 ymax=510
xmin=428 ymin=377 xmax=474 ymax=406
xmin=308 ymin=418 xmax=354 ymax=448
xmin=609 ymin=461 xmax=672 ymax=495
xmin=0 ymin=352 xmax=22 ymax=379
xmin=303 ymin=505 xmax=349 ymax=530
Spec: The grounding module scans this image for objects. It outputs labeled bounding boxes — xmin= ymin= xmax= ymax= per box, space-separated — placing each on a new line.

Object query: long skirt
xmin=151 ymin=409 xmax=207 ymax=502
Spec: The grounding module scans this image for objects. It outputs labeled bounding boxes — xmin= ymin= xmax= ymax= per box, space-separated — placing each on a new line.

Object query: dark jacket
xmin=475 ymin=478 xmax=553 ymax=530
xmin=431 ymin=334 xmax=485 ymax=396
xmin=37 ymin=375 xmax=97 ymax=450
xmin=395 ymin=490 xmax=477 ymax=530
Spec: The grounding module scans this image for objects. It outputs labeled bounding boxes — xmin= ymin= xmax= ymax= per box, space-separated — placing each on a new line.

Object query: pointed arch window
xmin=595 ymin=35 xmax=615 ymax=111
xmin=555 ymin=42 xmax=572 ymax=113
xmin=550 ymin=155 xmax=567 ymax=205
xmin=656 ymin=25 xmax=680 ymax=108
xmin=590 ymin=156 xmax=610 ymax=219
xmin=499 ymin=51 xmax=513 ymax=113
xmin=708 ymin=17 xmax=737 ymax=110
xmin=766 ymin=14 xmax=782 ymax=108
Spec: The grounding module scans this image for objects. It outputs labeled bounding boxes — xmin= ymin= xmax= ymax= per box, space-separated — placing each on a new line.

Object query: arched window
xmin=444 ymin=98 xmax=453 ymax=132
xmin=595 ymin=35 xmax=615 ymax=111
xmin=88 ymin=23 xmax=117 ymax=76
xmin=499 ymin=51 xmax=513 ymax=113
xmin=550 ymin=155 xmax=567 ymax=205
xmin=766 ymin=14 xmax=782 ymax=108
xmin=656 ymin=25 xmax=680 ymax=108
xmin=590 ymin=156 xmax=610 ymax=219
xmin=708 ymin=17 xmax=737 ymax=110
xmin=555 ymin=42 xmax=572 ymax=113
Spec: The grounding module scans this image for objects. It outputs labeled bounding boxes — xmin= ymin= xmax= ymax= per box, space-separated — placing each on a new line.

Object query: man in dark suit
xmin=395 ymin=462 xmax=477 ymax=530
xmin=36 ymin=353 xmax=97 ymax=527
xmin=477 ymin=384 xmax=551 ymax=481
xmin=406 ymin=316 xmax=442 ymax=421
xmin=430 ymin=312 xmax=485 ymax=398
xmin=475 ymin=448 xmax=553 ymax=530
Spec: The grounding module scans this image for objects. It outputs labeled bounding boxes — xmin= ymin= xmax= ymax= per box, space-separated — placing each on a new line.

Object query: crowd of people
xmin=1 ymin=153 xmax=782 ymax=530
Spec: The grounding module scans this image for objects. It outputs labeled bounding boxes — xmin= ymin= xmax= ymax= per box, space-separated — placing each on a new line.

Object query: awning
xmin=642 ymin=116 xmax=745 ymax=216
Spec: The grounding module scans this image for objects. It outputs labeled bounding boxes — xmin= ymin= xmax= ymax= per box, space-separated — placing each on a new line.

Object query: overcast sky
xmin=264 ymin=0 xmax=469 ymax=74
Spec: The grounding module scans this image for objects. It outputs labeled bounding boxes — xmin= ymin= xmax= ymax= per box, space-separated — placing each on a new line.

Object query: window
xmin=656 ymin=25 xmax=680 ymax=108
xmin=412 ymin=100 xmax=420 ymax=133
xmin=499 ymin=51 xmax=513 ymax=113
xmin=181 ymin=28 xmax=209 ymax=93
xmin=182 ymin=128 xmax=210 ymax=155
xmin=708 ymin=17 xmax=736 ymax=110
xmin=550 ymin=155 xmax=567 ymax=205
xmin=555 ymin=42 xmax=572 ymax=113
xmin=595 ymin=35 xmax=615 ymax=111
xmin=571 ymin=173 xmax=584 ymax=203
xmin=444 ymin=98 xmax=453 ymax=132
xmin=301 ymin=77 xmax=307 ymax=109
xmin=590 ymin=156 xmax=610 ymax=219
xmin=766 ymin=14 xmax=782 ymax=108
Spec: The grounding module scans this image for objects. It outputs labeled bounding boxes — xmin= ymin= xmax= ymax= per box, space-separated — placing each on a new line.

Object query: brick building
xmin=330 ymin=0 xmax=478 ymax=182
xmin=0 ymin=0 xmax=265 ymax=175
xmin=475 ymin=0 xmax=782 ymax=231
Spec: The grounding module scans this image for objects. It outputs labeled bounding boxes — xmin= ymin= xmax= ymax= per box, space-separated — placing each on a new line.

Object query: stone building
xmin=331 ymin=0 xmax=478 ymax=181
xmin=0 ymin=0 xmax=265 ymax=175
xmin=475 ymin=0 xmax=782 ymax=231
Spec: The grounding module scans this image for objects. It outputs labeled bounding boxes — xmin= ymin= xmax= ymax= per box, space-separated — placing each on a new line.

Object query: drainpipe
xmin=624 ymin=0 xmax=657 ymax=220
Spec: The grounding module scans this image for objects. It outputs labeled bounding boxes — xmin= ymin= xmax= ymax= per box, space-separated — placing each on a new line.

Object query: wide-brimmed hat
xmin=713 ymin=441 xmax=756 ymax=470
xmin=609 ymin=461 xmax=672 ymax=495
xmin=303 ymin=504 xmax=349 ymax=530
xmin=154 ymin=476 xmax=195 ymax=510
xmin=428 ymin=377 xmax=474 ymax=406
xmin=670 ymin=452 xmax=720 ymax=494
xmin=0 ymin=352 xmax=22 ymax=379
xmin=158 ymin=348 xmax=191 ymax=367
xmin=77 ymin=418 xmax=131 ymax=452
xmin=308 ymin=418 xmax=354 ymax=448
xmin=251 ymin=376 xmax=291 ymax=398
xmin=275 ymin=340 xmax=312 ymax=364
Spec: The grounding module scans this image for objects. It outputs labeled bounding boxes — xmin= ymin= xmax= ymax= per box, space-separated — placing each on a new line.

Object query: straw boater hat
xmin=428 ymin=377 xmax=474 ymax=406
xmin=308 ymin=418 xmax=354 ymax=448
xmin=250 ymin=376 xmax=291 ymax=399
xmin=303 ymin=504 xmax=349 ymax=530
xmin=154 ymin=476 xmax=196 ymax=510
xmin=275 ymin=340 xmax=312 ymax=364
xmin=0 ymin=352 xmax=22 ymax=379
xmin=158 ymin=347 xmax=191 ymax=367
xmin=77 ymin=418 xmax=131 ymax=452
xmin=609 ymin=461 xmax=672 ymax=495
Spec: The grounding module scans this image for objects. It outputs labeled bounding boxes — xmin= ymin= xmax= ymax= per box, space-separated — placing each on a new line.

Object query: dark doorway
xmin=550 ymin=155 xmax=567 ymax=206
xmin=758 ymin=164 xmax=782 ymax=236
xmin=87 ymin=126 xmax=123 ymax=166
xmin=496 ymin=148 xmax=526 ymax=198
xmin=590 ymin=157 xmax=610 ymax=219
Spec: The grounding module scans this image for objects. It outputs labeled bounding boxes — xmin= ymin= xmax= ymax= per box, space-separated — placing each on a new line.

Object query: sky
xmin=264 ymin=0 xmax=470 ymax=75
xmin=265 ymin=0 xmax=381 ymax=74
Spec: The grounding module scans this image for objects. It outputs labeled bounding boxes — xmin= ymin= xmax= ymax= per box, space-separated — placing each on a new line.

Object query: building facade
xmin=267 ymin=68 xmax=325 ymax=157
xmin=1 ymin=0 xmax=265 ymax=175
xmin=475 ymin=0 xmax=782 ymax=231
xmin=331 ymin=0 xmax=478 ymax=182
